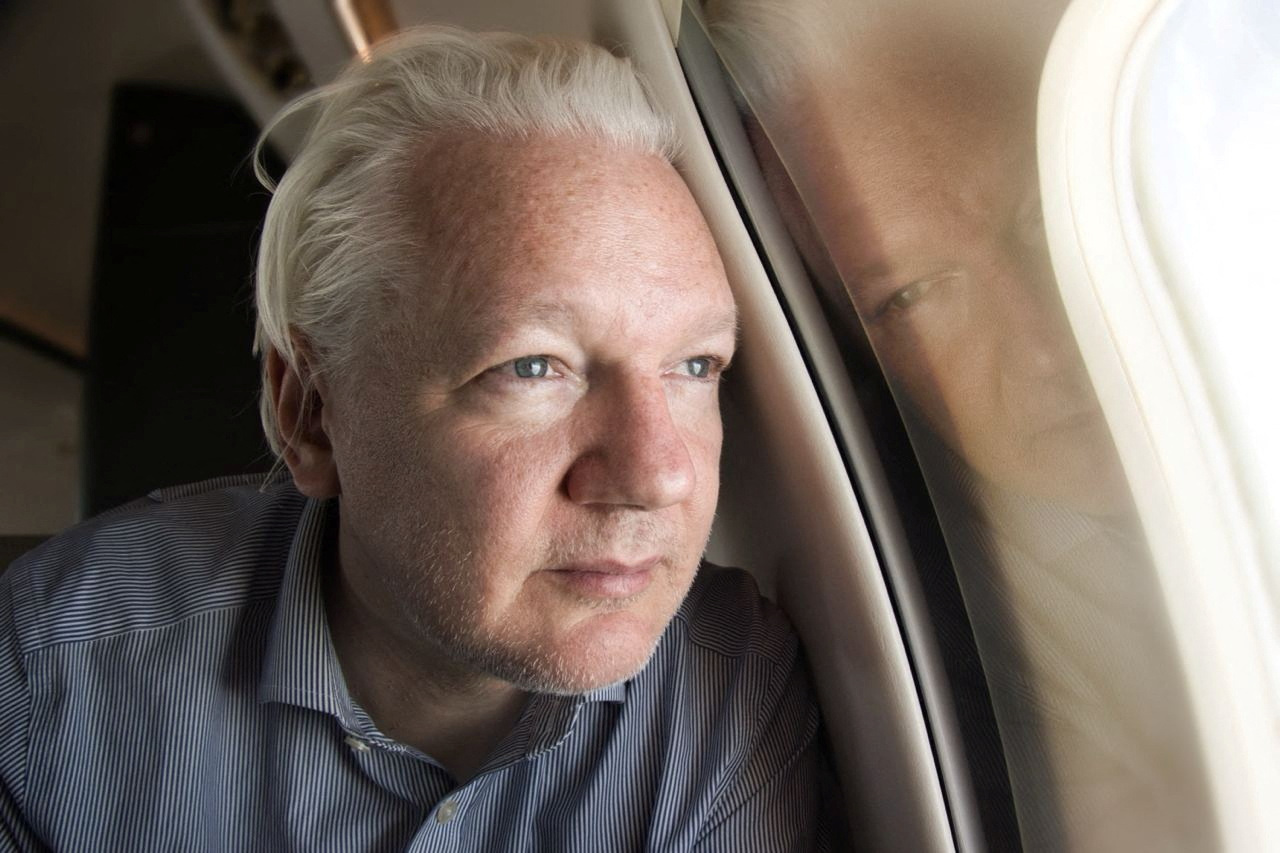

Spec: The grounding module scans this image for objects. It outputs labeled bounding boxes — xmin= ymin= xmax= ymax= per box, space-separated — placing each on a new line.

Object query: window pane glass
xmin=1133 ymin=0 xmax=1280 ymax=595
xmin=700 ymin=0 xmax=1215 ymax=847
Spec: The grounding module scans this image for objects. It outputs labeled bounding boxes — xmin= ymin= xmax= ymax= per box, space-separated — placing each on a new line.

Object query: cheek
xmin=872 ymin=325 xmax=956 ymax=412
xmin=333 ymin=394 xmax=567 ymax=527
xmin=679 ymin=404 xmax=726 ymax=515
xmin=433 ymin=422 xmax=578 ymax=541
xmin=873 ymin=324 xmax=1003 ymax=452
xmin=698 ymin=414 xmax=725 ymax=477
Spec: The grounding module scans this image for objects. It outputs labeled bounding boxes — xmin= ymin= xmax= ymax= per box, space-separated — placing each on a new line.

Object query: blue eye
xmin=685 ymin=357 xmax=712 ymax=379
xmin=512 ymin=356 xmax=550 ymax=378
xmin=676 ymin=357 xmax=725 ymax=380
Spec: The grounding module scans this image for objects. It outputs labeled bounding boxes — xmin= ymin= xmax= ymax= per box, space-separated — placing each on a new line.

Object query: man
xmin=704 ymin=1 xmax=1211 ymax=849
xmin=0 ymin=27 xmax=827 ymax=850
xmin=707 ymin=0 xmax=1122 ymax=516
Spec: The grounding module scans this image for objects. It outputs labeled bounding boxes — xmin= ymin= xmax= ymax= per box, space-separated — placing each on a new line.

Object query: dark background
xmin=0 ymin=0 xmax=271 ymax=530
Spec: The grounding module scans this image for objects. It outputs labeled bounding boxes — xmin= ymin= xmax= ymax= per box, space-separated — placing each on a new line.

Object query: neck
xmin=324 ymin=538 xmax=527 ymax=782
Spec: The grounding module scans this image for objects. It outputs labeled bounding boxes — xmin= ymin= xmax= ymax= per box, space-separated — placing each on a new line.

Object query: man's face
xmin=766 ymin=50 xmax=1127 ymax=512
xmin=325 ymin=135 xmax=736 ymax=694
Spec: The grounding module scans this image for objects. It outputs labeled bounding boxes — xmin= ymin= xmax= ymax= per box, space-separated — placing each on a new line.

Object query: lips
xmin=547 ymin=558 xmax=658 ymax=599
xmin=1028 ymin=402 xmax=1107 ymax=438
xmin=1009 ymin=380 xmax=1106 ymax=437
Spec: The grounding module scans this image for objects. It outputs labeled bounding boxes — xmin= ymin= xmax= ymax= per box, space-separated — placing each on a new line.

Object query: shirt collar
xmin=957 ymin=462 xmax=1109 ymax=563
xmin=920 ymin=434 xmax=1136 ymax=564
xmin=258 ymin=495 xmax=627 ymax=738
xmin=258 ymin=496 xmax=358 ymax=725
xmin=479 ymin=680 xmax=627 ymax=771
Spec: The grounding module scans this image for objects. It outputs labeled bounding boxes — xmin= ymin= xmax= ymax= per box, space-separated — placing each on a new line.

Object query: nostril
xmin=564 ymin=436 xmax=697 ymax=509
xmin=564 ymin=389 xmax=698 ymax=510
xmin=999 ymin=297 xmax=1082 ymax=380
xmin=1004 ymin=344 xmax=1074 ymax=385
xmin=645 ymin=448 xmax=697 ymax=507
xmin=1024 ymin=344 xmax=1063 ymax=375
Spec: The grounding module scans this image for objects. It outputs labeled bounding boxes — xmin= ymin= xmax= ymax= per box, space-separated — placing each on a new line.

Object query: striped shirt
xmin=0 ymin=476 xmax=827 ymax=851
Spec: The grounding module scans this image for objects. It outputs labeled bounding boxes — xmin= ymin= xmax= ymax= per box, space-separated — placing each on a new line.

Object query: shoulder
xmin=635 ymin=565 xmax=825 ymax=842
xmin=669 ymin=563 xmax=801 ymax=668
xmin=645 ymin=564 xmax=816 ymax=735
xmin=0 ymin=473 xmax=306 ymax=656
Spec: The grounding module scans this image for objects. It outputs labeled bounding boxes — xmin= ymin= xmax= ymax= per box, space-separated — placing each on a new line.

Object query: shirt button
xmin=344 ymin=734 xmax=371 ymax=753
xmin=435 ymin=799 xmax=460 ymax=824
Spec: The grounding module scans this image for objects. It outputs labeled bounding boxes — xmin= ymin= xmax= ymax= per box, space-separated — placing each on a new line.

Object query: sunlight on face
xmin=328 ymin=135 xmax=737 ymax=694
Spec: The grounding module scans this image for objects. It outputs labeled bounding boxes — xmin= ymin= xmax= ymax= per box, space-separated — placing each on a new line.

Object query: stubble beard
xmin=387 ymin=510 xmax=706 ymax=696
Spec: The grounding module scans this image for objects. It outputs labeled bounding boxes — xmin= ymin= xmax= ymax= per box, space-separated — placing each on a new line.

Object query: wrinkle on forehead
xmin=410 ymin=130 xmax=691 ymax=268
xmin=377 ymin=132 xmax=728 ymax=373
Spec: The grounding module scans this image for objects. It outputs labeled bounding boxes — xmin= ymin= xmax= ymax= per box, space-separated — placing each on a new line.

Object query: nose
xmin=564 ymin=375 xmax=697 ymax=510
xmin=994 ymin=261 xmax=1080 ymax=382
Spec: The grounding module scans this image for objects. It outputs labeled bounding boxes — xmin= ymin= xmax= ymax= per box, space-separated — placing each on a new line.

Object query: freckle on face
xmin=332 ymin=133 xmax=736 ymax=693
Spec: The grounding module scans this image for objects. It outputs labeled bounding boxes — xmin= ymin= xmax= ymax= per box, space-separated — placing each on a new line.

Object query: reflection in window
xmin=701 ymin=0 xmax=1215 ymax=848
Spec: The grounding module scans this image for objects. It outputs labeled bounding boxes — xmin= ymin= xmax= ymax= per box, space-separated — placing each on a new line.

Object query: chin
xmin=1029 ymin=430 xmax=1132 ymax=515
xmin=490 ymin=613 xmax=668 ymax=696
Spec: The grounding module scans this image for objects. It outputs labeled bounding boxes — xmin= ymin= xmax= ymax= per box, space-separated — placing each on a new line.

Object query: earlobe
xmin=266 ymin=345 xmax=342 ymax=499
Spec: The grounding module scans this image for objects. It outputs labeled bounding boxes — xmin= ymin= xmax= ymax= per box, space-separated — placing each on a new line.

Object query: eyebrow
xmin=439 ymin=296 xmax=739 ymax=372
xmin=688 ymin=308 xmax=741 ymax=347
xmin=454 ymin=299 xmax=576 ymax=354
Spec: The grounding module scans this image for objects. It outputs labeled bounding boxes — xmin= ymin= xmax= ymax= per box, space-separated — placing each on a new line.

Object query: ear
xmin=267 ymin=345 xmax=341 ymax=499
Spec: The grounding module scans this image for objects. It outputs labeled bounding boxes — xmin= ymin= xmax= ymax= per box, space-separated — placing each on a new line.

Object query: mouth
xmin=1036 ymin=403 xmax=1107 ymax=437
xmin=546 ymin=557 xmax=659 ymax=600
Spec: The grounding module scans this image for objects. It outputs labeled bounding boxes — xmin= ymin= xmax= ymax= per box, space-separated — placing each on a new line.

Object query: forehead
xmin=774 ymin=49 xmax=1039 ymax=264
xmin=393 ymin=133 xmax=733 ymax=359
xmin=831 ymin=70 xmax=1030 ymax=191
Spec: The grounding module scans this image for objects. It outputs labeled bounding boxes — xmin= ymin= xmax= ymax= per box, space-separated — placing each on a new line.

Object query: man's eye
xmin=874 ymin=272 xmax=961 ymax=320
xmin=677 ymin=357 xmax=721 ymax=379
xmin=511 ymin=356 xmax=551 ymax=378
xmin=513 ymin=356 xmax=549 ymax=378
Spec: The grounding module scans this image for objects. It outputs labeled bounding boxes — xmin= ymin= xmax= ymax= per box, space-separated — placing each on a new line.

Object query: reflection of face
xmin=764 ymin=49 xmax=1127 ymax=513
xmin=327 ymin=136 xmax=737 ymax=694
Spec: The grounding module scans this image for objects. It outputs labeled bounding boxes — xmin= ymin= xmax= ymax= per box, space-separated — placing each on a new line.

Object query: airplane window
xmin=699 ymin=0 xmax=1218 ymax=847
xmin=1130 ymin=0 xmax=1280 ymax=598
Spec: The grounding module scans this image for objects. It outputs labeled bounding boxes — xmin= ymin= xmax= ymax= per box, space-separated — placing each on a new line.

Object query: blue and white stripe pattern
xmin=0 ymin=476 xmax=828 ymax=850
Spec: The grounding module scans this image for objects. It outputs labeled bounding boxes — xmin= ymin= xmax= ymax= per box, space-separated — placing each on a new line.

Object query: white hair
xmin=254 ymin=25 xmax=678 ymax=454
xmin=702 ymin=0 xmax=888 ymax=108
